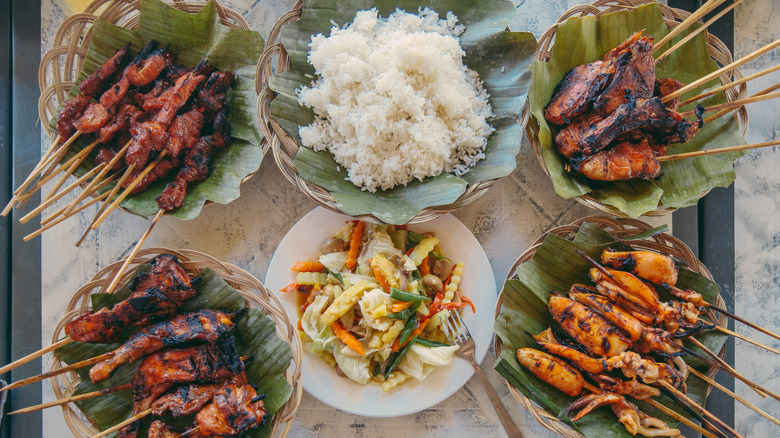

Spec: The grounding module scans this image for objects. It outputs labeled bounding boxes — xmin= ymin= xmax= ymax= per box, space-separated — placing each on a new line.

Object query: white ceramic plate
xmin=265 ymin=207 xmax=497 ymax=417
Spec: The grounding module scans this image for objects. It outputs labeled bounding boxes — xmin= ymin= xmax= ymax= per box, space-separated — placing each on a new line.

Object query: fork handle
xmin=471 ymin=359 xmax=525 ymax=437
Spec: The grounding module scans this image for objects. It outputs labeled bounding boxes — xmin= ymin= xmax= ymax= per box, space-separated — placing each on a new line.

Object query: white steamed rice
xmin=297 ymin=8 xmax=494 ymax=192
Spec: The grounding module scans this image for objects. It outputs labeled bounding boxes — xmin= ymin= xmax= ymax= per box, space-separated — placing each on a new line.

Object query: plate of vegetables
xmin=265 ymin=207 xmax=496 ymax=416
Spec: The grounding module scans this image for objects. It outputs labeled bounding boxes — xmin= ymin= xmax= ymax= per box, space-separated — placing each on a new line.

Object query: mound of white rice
xmin=297 ymin=8 xmax=494 ymax=192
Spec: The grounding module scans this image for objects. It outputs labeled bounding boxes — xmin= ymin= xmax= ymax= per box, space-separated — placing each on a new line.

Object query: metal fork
xmin=441 ymin=310 xmax=525 ymax=438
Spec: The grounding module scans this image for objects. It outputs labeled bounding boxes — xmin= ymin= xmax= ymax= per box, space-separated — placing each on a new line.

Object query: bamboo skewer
xmin=662 ymin=38 xmax=780 ymax=104
xmin=63 ymin=140 xmax=132 ymax=217
xmin=42 ymin=143 xmax=97 ymax=205
xmin=24 ymin=191 xmax=114 ymax=241
xmin=92 ymin=409 xmax=152 ymax=438
xmin=688 ymin=367 xmax=780 ymax=428
xmin=642 ymin=396 xmax=720 ymax=438
xmin=705 ymin=82 xmax=780 ymax=124
xmin=656 ymin=139 xmax=780 ymax=162
xmin=652 ymin=0 xmax=731 ymax=53
xmin=0 ymin=338 xmax=72 ymax=376
xmin=706 ymin=303 xmax=780 ymax=343
xmin=0 ymin=352 xmax=114 ymax=393
xmin=657 ymin=384 xmax=732 ymax=438
xmin=658 ymin=380 xmax=744 ymax=438
xmin=655 ymin=0 xmax=742 ymax=63
xmin=681 ymin=64 xmax=780 ymax=107
xmin=76 ymin=163 xmax=138 ymax=246
xmin=8 ymin=383 xmax=133 ymax=415
xmin=712 ymin=324 xmax=780 ymax=355
xmin=103 ymin=209 xmax=166 ymax=295
xmin=680 ymin=90 xmax=780 ymax=118
xmin=39 ymin=174 xmax=118 ymax=227
xmin=92 ymin=151 xmax=168 ymax=229
xmin=18 ymin=163 xmax=108 ymax=224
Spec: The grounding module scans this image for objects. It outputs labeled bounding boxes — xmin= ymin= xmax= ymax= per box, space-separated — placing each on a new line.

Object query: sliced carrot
xmin=391 ymin=338 xmax=401 ymax=353
xmin=419 ymin=256 xmax=430 ymax=276
xmin=391 ymin=301 xmax=414 ymax=313
xmin=279 ymin=282 xmax=302 ymax=293
xmin=345 ymin=220 xmax=364 ymax=271
xmin=291 ymin=260 xmax=326 ymax=272
xmin=332 ymin=321 xmax=365 ymax=356
xmin=297 ymin=320 xmax=303 ymax=331
xmin=370 ymin=258 xmax=391 ymax=292
xmin=457 ymin=293 xmax=476 ymax=313
xmin=442 ymin=302 xmax=468 ymax=310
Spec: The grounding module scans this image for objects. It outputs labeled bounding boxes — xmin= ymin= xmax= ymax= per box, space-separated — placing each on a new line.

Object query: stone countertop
xmin=32 ymin=0 xmax=779 ymax=437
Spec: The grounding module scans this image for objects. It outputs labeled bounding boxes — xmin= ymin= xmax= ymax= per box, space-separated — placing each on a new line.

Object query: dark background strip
xmin=4 ymin=0 xmax=43 ymax=436
xmin=669 ymin=0 xmax=737 ymax=433
xmin=0 ymin=0 xmax=11 ymax=433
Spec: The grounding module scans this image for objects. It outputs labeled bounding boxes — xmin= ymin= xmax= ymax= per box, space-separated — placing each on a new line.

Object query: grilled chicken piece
xmin=569 ymin=290 xmax=643 ymax=342
xmin=601 ymin=248 xmax=678 ymax=286
xmin=98 ymin=102 xmax=143 ymax=144
xmin=593 ymin=33 xmax=655 ymax=117
xmin=574 ymin=138 xmax=661 ymax=181
xmin=125 ymin=44 xmax=175 ymax=87
xmin=555 ymin=97 xmax=699 ymax=159
xmin=568 ymin=391 xmax=679 ymax=436
xmin=155 ymin=69 xmax=207 ymax=125
xmin=544 ymin=60 xmax=614 ymax=125
xmin=516 ymin=348 xmax=584 ymax=397
xmin=590 ymin=374 xmax=660 ymax=400
xmin=57 ymin=93 xmax=93 ymax=139
xmin=195 ymin=380 xmax=267 ymax=437
xmin=196 ymin=71 xmax=234 ymax=113
xmin=548 ymin=293 xmax=632 ymax=357
xmin=148 ymin=421 xmax=181 ymax=438
xmin=78 ymin=43 xmax=131 ymax=97
xmin=151 ymin=373 xmax=247 ymax=418
xmin=89 ymin=309 xmax=238 ymax=383
xmin=74 ymin=103 xmax=113 ymax=133
xmin=166 ymin=109 xmax=204 ymax=158
xmin=655 ymin=78 xmax=686 ymax=111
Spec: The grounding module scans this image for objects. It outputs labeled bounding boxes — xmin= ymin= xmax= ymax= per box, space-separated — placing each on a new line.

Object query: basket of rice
xmin=257 ymin=0 xmax=537 ymax=225
xmin=525 ymin=0 xmax=748 ymax=218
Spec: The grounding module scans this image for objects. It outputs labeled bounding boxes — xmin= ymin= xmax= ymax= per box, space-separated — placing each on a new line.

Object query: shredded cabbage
xmin=398 ymin=349 xmax=435 ymax=381
xmin=319 ymin=251 xmax=347 ymax=273
xmin=301 ymin=294 xmax=330 ymax=341
xmin=333 ymin=340 xmax=372 ymax=384
xmin=358 ymin=230 xmax=400 ymax=266
xmin=410 ymin=343 xmax=459 ymax=367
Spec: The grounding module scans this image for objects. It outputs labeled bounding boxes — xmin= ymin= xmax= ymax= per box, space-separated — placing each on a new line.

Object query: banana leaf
xmin=493 ymin=221 xmax=727 ymax=437
xmin=268 ymin=0 xmax=535 ymax=224
xmin=48 ymin=0 xmax=265 ymax=220
xmin=528 ymin=4 xmax=747 ymax=218
xmin=55 ymin=266 xmax=293 ymax=437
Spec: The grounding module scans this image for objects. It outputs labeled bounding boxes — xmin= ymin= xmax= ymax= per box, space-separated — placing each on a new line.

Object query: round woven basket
xmin=256 ymin=1 xmax=502 ymax=225
xmin=493 ymin=216 xmax=727 ymax=437
xmin=37 ymin=0 xmax=268 ymax=214
xmin=524 ymin=0 xmax=749 ymax=217
xmin=47 ymin=248 xmax=303 ymax=438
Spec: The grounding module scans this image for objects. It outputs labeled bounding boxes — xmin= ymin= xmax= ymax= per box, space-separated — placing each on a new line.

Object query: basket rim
xmin=47 ymin=247 xmax=303 ymax=438
xmin=255 ymin=1 xmax=523 ymax=225
xmin=522 ymin=0 xmax=749 ymax=218
xmin=492 ymin=215 xmax=727 ymax=437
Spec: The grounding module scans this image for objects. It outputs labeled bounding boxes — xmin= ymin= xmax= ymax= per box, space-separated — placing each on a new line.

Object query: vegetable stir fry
xmin=282 ymin=221 xmax=475 ymax=390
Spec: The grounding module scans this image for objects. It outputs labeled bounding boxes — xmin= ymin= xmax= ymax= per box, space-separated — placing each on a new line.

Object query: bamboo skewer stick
xmin=705 ymin=82 xmax=780 ymax=124
xmin=12 ymin=135 xmax=63 ymax=196
xmin=92 ymin=151 xmax=168 ymax=229
xmin=655 ymin=0 xmax=742 ymax=63
xmin=8 ymin=383 xmax=133 ymax=415
xmin=0 ymin=338 xmax=72 ymax=376
xmin=688 ymin=367 xmax=780 ymax=428
xmin=662 ymin=38 xmax=780 ymax=103
xmin=706 ymin=303 xmax=780 ymax=343
xmin=103 ymin=209 xmax=165 ymax=295
xmin=657 ymin=384 xmax=732 ymax=438
xmin=681 ymin=64 xmax=780 ymax=106
xmin=18 ymin=163 xmax=108 ymax=224
xmin=76 ymin=163 xmax=138 ymax=246
xmin=712 ymin=324 xmax=780 ymax=355
xmin=40 ymin=174 xmax=118 ymax=227
xmin=658 ymin=380 xmax=744 ymax=438
xmin=0 ymin=352 xmax=113 ymax=393
xmin=24 ymin=191 xmax=113 ymax=241
xmin=656 ymin=139 xmax=780 ymax=162
xmin=92 ymin=409 xmax=152 ymax=438
xmin=42 ymin=141 xmax=98 ymax=205
xmin=652 ymin=0 xmax=731 ymax=53
xmin=34 ymin=132 xmax=88 ymax=190
xmin=642 ymin=396 xmax=719 ymax=438
xmin=63 ymin=140 xmax=132 ymax=217
xmin=680 ymin=90 xmax=780 ymax=118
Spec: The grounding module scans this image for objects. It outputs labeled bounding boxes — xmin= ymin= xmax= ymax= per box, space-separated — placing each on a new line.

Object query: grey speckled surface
xmin=33 ymin=0 xmax=778 ymax=436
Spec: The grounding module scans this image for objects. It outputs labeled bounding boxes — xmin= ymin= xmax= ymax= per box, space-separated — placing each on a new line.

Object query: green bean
xmin=414 ymin=338 xmax=450 ymax=348
xmin=384 ymin=335 xmax=418 ymax=378
xmin=390 ymin=288 xmax=431 ymax=302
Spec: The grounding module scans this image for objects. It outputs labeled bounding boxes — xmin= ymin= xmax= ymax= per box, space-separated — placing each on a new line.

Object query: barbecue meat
xmin=73 ymin=103 xmax=113 ymax=133
xmin=95 ymin=146 xmax=124 ymax=171
xmin=148 ymin=421 xmax=180 ymax=438
xmin=593 ymin=33 xmax=655 ymax=116
xmin=57 ymin=93 xmax=93 ymax=139
xmin=655 ymin=78 xmax=685 ymax=111
xmin=64 ymin=254 xmax=196 ymax=343
xmin=166 ymin=109 xmax=205 ymax=157
xmin=544 ymin=60 xmax=614 ymax=125
xmin=122 ymin=155 xmax=180 ymax=195
xmin=78 ymin=43 xmax=131 ymax=97
xmin=98 ymin=102 xmax=143 ymax=144
xmin=574 ymin=138 xmax=661 ymax=181
xmin=196 ymin=71 xmax=234 ymax=113
xmin=195 ymin=380 xmax=267 ymax=437
xmin=89 ymin=309 xmax=238 ymax=383
xmin=126 ymin=45 xmax=175 ymax=87
xmin=155 ymin=70 xmax=207 ymax=125
xmin=548 ymin=292 xmax=632 ymax=358
xmin=151 ymin=373 xmax=247 ymax=417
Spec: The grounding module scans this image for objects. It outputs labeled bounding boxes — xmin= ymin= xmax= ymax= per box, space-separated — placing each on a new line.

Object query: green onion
xmin=399 ymin=314 xmax=417 ymax=345
xmin=390 ymin=288 xmax=431 ymax=302
xmin=414 ymin=338 xmax=450 ymax=348
xmin=387 ymin=300 xmax=420 ymax=320
xmin=384 ymin=335 xmax=418 ymax=378
xmin=326 ymin=268 xmax=343 ymax=285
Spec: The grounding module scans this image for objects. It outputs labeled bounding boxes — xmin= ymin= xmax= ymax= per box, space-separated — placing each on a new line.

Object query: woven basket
xmin=37 ymin=0 xmax=267 ymax=215
xmin=256 ymin=1 xmax=504 ymax=225
xmin=524 ymin=0 xmax=749 ymax=217
xmin=47 ymin=248 xmax=303 ymax=438
xmin=493 ymin=216 xmax=727 ymax=437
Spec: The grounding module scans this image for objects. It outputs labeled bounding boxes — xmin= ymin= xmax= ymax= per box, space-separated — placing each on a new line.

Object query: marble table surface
xmin=28 ymin=0 xmax=780 ymax=437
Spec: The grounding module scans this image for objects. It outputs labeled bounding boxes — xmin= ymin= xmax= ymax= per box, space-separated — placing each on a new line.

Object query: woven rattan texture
xmin=48 ymin=248 xmax=302 ymax=438
xmin=493 ymin=215 xmax=727 ymax=437
xmin=525 ymin=0 xmax=749 ymax=217
xmin=257 ymin=1 xmax=500 ymax=225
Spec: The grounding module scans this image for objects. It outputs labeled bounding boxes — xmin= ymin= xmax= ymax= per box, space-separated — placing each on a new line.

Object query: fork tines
xmin=441 ymin=310 xmax=469 ymax=344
